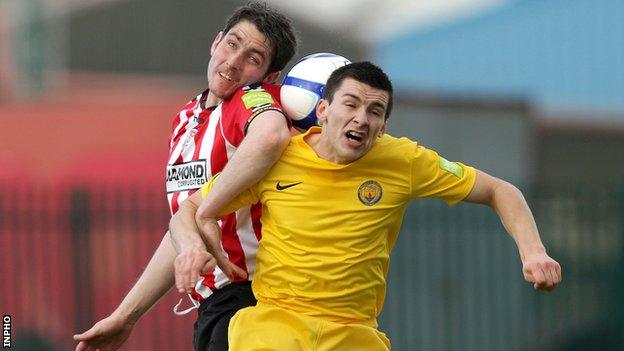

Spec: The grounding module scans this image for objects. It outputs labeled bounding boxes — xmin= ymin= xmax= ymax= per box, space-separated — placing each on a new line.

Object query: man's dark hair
xmin=223 ymin=2 xmax=298 ymax=74
xmin=323 ymin=62 xmax=394 ymax=120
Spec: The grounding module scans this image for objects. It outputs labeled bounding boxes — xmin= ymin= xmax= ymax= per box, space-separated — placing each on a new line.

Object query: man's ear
xmin=316 ymin=99 xmax=329 ymax=125
xmin=263 ymin=71 xmax=280 ymax=84
xmin=378 ymin=123 xmax=387 ymax=137
xmin=210 ymin=31 xmax=224 ymax=56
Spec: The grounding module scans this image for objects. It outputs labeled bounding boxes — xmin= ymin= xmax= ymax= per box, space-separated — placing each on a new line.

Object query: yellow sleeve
xmin=199 ymin=173 xmax=260 ymax=216
xmin=410 ymin=145 xmax=477 ymax=205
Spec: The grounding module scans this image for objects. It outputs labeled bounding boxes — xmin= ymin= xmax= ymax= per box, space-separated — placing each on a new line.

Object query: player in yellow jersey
xmin=170 ymin=62 xmax=562 ymax=350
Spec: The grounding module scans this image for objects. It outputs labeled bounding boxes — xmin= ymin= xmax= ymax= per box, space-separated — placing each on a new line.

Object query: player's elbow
xmin=170 ymin=200 xmax=197 ymax=232
xmin=260 ymin=122 xmax=291 ymax=153
xmin=248 ymin=111 xmax=291 ymax=154
xmin=491 ymin=178 xmax=525 ymax=208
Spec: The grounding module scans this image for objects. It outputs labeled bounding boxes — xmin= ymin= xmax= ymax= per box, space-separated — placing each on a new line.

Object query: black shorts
xmin=193 ymin=281 xmax=256 ymax=351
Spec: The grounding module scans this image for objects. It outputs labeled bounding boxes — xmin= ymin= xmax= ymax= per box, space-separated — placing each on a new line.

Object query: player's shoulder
xmin=226 ymin=82 xmax=281 ymax=109
xmin=371 ymin=134 xmax=435 ymax=167
xmin=377 ymin=134 xmax=419 ymax=152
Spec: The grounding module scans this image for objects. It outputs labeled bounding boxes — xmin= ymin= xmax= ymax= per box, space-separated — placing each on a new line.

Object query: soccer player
xmin=171 ymin=62 xmax=562 ymax=350
xmin=73 ymin=3 xmax=297 ymax=351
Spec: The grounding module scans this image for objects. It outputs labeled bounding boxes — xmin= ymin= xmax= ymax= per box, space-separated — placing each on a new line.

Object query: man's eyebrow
xmin=343 ymin=93 xmax=387 ymax=109
xmin=225 ymin=31 xmax=268 ymax=59
xmin=225 ymin=31 xmax=242 ymax=41
xmin=342 ymin=93 xmax=362 ymax=101
xmin=370 ymin=101 xmax=387 ymax=110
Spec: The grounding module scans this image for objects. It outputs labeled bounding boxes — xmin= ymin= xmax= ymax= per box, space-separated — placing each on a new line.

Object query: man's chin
xmin=210 ymin=84 xmax=237 ymax=100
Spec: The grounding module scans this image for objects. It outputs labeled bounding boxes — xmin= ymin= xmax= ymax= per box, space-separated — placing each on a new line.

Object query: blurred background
xmin=1 ymin=0 xmax=623 ymax=350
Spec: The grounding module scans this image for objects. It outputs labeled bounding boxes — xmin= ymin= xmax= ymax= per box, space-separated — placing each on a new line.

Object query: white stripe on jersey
xmin=197 ymin=104 xmax=222 ymax=164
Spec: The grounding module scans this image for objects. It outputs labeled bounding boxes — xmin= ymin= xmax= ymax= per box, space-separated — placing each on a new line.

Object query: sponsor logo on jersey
xmin=241 ymin=90 xmax=274 ymax=110
xmin=358 ymin=180 xmax=383 ymax=206
xmin=166 ymin=160 xmax=208 ymax=193
xmin=438 ymin=157 xmax=463 ymax=178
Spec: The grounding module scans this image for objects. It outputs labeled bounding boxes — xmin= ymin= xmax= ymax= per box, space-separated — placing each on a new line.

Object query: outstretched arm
xmin=73 ymin=232 xmax=177 ymax=350
xmin=464 ymin=170 xmax=562 ymax=291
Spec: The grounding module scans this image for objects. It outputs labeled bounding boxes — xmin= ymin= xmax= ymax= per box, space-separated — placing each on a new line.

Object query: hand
xmin=522 ymin=252 xmax=562 ymax=291
xmin=73 ymin=313 xmax=134 ymax=351
xmin=195 ymin=216 xmax=248 ymax=281
xmin=174 ymin=246 xmax=217 ymax=293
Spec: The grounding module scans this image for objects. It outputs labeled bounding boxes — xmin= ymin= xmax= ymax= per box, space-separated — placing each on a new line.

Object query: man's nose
xmin=227 ymin=52 xmax=244 ymax=70
xmin=352 ymin=108 xmax=368 ymax=124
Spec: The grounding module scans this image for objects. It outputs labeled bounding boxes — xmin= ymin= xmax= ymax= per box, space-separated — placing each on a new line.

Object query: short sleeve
xmin=200 ymin=173 xmax=260 ymax=216
xmin=220 ymin=83 xmax=286 ymax=145
xmin=410 ymin=145 xmax=477 ymax=205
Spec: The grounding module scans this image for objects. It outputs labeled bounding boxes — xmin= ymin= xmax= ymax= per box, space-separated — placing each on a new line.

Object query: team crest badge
xmin=358 ymin=180 xmax=383 ymax=206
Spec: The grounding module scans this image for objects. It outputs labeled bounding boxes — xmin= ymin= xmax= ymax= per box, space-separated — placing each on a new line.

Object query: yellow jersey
xmin=201 ymin=127 xmax=476 ymax=327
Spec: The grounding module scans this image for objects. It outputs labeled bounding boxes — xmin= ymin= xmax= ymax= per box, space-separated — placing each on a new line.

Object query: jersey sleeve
xmin=220 ymin=83 xmax=288 ymax=145
xmin=200 ymin=173 xmax=259 ymax=217
xmin=410 ymin=144 xmax=477 ymax=205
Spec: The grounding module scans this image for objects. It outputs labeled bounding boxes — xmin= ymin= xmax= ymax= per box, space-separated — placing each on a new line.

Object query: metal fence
xmin=0 ymin=182 xmax=194 ymax=350
xmin=1 ymin=182 xmax=623 ymax=350
xmin=380 ymin=183 xmax=624 ymax=350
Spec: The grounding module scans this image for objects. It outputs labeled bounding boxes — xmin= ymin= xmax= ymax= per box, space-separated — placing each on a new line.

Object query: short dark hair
xmin=323 ymin=61 xmax=394 ymax=120
xmin=223 ymin=2 xmax=298 ymax=74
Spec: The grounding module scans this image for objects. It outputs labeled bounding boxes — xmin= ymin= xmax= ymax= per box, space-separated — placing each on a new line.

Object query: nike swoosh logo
xmin=276 ymin=181 xmax=303 ymax=190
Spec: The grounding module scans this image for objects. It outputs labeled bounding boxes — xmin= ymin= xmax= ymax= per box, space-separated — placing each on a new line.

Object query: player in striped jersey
xmin=171 ymin=62 xmax=562 ymax=350
xmin=74 ymin=3 xmax=297 ymax=351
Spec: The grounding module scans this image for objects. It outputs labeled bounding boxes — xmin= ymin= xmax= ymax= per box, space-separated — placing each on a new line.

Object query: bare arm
xmin=169 ymin=192 xmax=217 ymax=293
xmin=464 ymin=170 xmax=562 ymax=291
xmin=74 ymin=232 xmax=176 ymax=350
xmin=170 ymin=111 xmax=289 ymax=291
xmin=170 ymin=191 xmax=246 ymax=294
xmin=196 ymin=110 xmax=290 ymax=219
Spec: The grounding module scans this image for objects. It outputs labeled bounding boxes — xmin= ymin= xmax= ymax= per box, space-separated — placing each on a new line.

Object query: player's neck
xmin=305 ymin=131 xmax=346 ymax=164
xmin=204 ymin=92 xmax=222 ymax=109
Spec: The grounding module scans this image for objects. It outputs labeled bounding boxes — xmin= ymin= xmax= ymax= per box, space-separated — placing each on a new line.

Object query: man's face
xmin=207 ymin=20 xmax=279 ymax=100
xmin=316 ymin=78 xmax=389 ymax=164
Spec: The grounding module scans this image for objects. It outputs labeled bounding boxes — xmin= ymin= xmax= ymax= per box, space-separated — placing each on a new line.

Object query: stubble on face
xmin=206 ymin=20 xmax=274 ymax=102
xmin=312 ymin=78 xmax=389 ymax=164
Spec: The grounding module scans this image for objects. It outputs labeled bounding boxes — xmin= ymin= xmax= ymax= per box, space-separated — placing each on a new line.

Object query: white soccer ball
xmin=281 ymin=53 xmax=351 ymax=131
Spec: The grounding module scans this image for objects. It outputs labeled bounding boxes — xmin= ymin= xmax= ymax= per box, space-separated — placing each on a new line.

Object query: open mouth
xmin=345 ymin=131 xmax=364 ymax=142
xmin=218 ymin=72 xmax=233 ymax=82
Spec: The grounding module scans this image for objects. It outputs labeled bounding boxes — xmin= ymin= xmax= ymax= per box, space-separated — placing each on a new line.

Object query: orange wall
xmin=0 ymin=72 xmax=203 ymax=185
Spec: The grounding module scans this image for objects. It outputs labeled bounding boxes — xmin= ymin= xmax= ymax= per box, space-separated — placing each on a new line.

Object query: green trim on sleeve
xmin=439 ymin=157 xmax=464 ymax=178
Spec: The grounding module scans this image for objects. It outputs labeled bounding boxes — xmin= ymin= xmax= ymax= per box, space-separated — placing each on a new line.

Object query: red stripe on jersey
xmin=251 ymin=202 xmax=262 ymax=241
xmin=221 ymin=213 xmax=249 ymax=281
xmin=192 ymin=270 xmax=215 ymax=302
xmin=220 ymin=213 xmax=249 ymax=281
xmin=190 ymin=290 xmax=204 ymax=302
xmin=220 ymin=100 xmax=246 ymax=147
xmin=170 ymin=192 xmax=180 ymax=215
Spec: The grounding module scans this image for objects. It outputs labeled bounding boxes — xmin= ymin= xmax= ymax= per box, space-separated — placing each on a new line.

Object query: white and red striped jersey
xmin=166 ymin=82 xmax=283 ymax=301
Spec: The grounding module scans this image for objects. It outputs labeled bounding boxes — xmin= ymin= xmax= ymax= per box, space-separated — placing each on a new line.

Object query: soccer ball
xmin=281 ymin=53 xmax=351 ymax=131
